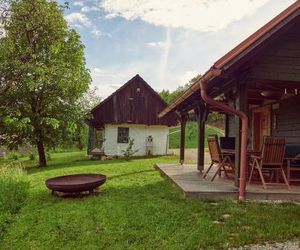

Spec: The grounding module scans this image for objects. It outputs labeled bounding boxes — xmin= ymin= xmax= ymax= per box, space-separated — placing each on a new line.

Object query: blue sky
xmin=62 ymin=0 xmax=296 ymax=99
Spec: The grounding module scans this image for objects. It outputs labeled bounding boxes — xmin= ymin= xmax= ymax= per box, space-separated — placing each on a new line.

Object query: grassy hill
xmin=169 ymin=121 xmax=224 ymax=149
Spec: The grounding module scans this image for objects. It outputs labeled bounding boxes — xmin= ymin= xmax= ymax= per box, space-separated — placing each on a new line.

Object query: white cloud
xmin=91 ymin=68 xmax=121 ymax=98
xmin=81 ymin=6 xmax=101 ymax=12
xmin=179 ymin=70 xmax=200 ymax=84
xmin=64 ymin=12 xmax=112 ymax=38
xmin=91 ymin=27 xmax=112 ymax=38
xmin=95 ymin=84 xmax=120 ymax=99
xmin=64 ymin=12 xmax=92 ymax=27
xmin=91 ymin=63 xmax=152 ymax=98
xmin=74 ymin=1 xmax=84 ymax=7
xmin=90 ymin=64 xmax=202 ymax=98
xmin=100 ymin=0 xmax=270 ymax=32
xmin=147 ymin=41 xmax=167 ymax=48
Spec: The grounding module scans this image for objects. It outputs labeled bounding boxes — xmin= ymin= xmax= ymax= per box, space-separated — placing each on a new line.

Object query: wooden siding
xmin=90 ymin=75 xmax=178 ymax=128
xmin=224 ymin=97 xmax=300 ymax=148
xmin=272 ymin=96 xmax=300 ymax=145
xmin=250 ymin=16 xmax=300 ymax=82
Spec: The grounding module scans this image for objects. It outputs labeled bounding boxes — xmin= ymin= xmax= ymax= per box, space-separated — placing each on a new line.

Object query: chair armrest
xmin=285 ymin=157 xmax=300 ymax=161
xmin=250 ymin=154 xmax=261 ymax=160
xmin=285 ymin=158 xmax=300 ymax=172
xmin=222 ymin=152 xmax=234 ymax=156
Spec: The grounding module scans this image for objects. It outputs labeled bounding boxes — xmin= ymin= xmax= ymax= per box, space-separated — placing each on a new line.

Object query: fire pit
xmin=45 ymin=174 xmax=106 ymax=195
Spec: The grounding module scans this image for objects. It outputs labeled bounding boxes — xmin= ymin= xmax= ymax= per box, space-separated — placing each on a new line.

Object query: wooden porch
xmin=156 ymin=163 xmax=300 ymax=201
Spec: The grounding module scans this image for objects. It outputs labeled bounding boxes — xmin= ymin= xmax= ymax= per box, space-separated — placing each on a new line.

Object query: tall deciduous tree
xmin=62 ymin=87 xmax=101 ymax=151
xmin=0 ymin=0 xmax=91 ymax=167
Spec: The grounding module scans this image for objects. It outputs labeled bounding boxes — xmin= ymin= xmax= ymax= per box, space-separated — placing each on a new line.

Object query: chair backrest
xmin=207 ymin=135 xmax=222 ymax=163
xmin=220 ymin=137 xmax=235 ymax=150
xmin=261 ymin=136 xmax=286 ymax=166
xmin=285 ymin=145 xmax=300 ymax=158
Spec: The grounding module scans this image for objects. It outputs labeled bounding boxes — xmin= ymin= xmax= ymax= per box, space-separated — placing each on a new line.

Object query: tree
xmin=159 ymin=74 xmax=202 ymax=104
xmin=0 ymin=1 xmax=14 ymax=94
xmin=0 ymin=0 xmax=91 ymax=167
xmin=159 ymin=86 xmax=188 ymax=104
xmin=70 ymin=87 xmax=101 ymax=150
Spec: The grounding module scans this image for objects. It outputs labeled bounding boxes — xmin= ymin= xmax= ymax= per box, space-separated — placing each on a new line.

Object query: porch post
xmin=234 ymin=81 xmax=248 ymax=187
xmin=195 ymin=104 xmax=209 ymax=172
xmin=225 ymin=114 xmax=229 ymax=137
xmin=179 ymin=113 xmax=187 ymax=165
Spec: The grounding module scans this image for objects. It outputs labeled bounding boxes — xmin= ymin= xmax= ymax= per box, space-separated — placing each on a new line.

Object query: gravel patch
xmin=232 ymin=240 xmax=300 ymax=250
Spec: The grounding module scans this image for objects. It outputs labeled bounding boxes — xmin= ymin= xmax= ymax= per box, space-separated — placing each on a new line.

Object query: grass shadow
xmin=27 ymin=158 xmax=127 ymax=175
xmin=26 ymin=153 xmax=170 ymax=175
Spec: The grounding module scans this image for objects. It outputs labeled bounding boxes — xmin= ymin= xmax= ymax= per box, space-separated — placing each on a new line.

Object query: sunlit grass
xmin=169 ymin=122 xmax=224 ymax=148
xmin=0 ymin=162 xmax=29 ymax=241
xmin=1 ymin=151 xmax=300 ymax=249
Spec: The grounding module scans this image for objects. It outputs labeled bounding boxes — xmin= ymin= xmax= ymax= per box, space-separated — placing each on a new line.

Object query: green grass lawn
xmin=169 ymin=122 xmax=224 ymax=149
xmin=1 ymin=151 xmax=300 ymax=249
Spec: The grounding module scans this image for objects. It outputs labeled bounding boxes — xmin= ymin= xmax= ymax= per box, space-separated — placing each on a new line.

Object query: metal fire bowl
xmin=45 ymin=174 xmax=106 ymax=193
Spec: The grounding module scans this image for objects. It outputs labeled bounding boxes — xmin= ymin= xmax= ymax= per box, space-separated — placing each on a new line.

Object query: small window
xmin=117 ymin=127 xmax=129 ymax=143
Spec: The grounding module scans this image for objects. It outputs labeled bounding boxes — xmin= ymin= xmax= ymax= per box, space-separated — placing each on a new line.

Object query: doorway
xmin=253 ymin=105 xmax=271 ymax=150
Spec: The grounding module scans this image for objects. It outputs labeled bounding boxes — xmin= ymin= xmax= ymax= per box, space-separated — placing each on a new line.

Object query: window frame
xmin=117 ymin=127 xmax=129 ymax=144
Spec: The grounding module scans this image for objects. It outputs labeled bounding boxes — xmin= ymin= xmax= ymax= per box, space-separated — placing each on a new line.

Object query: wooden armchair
xmin=286 ymin=157 xmax=300 ymax=184
xmin=220 ymin=137 xmax=235 ymax=150
xmin=249 ymin=136 xmax=290 ymax=189
xmin=203 ymin=135 xmax=234 ymax=181
xmin=284 ymin=145 xmax=300 ymax=184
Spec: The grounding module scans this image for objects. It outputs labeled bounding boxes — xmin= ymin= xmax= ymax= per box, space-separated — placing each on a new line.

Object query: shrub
xmin=6 ymin=151 xmax=27 ymax=161
xmin=122 ymin=138 xmax=139 ymax=161
xmin=0 ymin=163 xmax=29 ymax=241
xmin=8 ymin=152 xmax=19 ymax=160
xmin=29 ymin=152 xmax=36 ymax=161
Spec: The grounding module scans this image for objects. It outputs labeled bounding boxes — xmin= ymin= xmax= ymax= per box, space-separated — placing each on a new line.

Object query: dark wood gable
xmin=90 ymin=75 xmax=178 ymax=128
xmin=249 ymin=15 xmax=300 ymax=82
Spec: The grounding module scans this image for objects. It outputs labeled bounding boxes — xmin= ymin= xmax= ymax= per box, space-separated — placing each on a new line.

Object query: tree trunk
xmin=37 ymin=139 xmax=47 ymax=167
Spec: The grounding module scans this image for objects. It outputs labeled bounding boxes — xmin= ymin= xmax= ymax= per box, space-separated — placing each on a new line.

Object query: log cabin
xmin=159 ymin=1 xmax=300 ymax=200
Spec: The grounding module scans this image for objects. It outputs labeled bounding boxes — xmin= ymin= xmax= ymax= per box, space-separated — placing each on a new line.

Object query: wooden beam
xmin=179 ymin=113 xmax=187 ymax=165
xmin=234 ymin=80 xmax=248 ymax=187
xmin=248 ymin=96 xmax=280 ymax=101
xmin=225 ymin=114 xmax=229 ymax=137
xmin=249 ymin=79 xmax=300 ymax=89
xmin=250 ymin=70 xmax=300 ymax=83
xmin=177 ymin=78 xmax=236 ymax=114
xmin=194 ymin=104 xmax=209 ymax=172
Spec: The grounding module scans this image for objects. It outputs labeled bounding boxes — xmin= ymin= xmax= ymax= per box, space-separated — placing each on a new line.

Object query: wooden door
xmin=253 ymin=106 xmax=271 ymax=150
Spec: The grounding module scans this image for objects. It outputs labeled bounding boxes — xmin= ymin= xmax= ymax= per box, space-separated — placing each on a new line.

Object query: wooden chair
xmin=203 ymin=135 xmax=234 ymax=181
xmin=285 ymin=145 xmax=300 ymax=184
xmin=248 ymin=136 xmax=290 ymax=189
xmin=286 ymin=157 xmax=300 ymax=184
xmin=220 ymin=137 xmax=235 ymax=150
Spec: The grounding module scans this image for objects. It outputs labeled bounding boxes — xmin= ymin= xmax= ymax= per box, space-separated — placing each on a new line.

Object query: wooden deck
xmin=155 ymin=164 xmax=300 ymax=201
